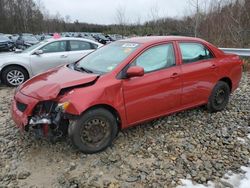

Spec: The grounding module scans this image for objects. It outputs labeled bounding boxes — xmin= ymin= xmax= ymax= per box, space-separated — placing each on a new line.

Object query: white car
xmin=0 ymin=37 xmax=103 ymax=86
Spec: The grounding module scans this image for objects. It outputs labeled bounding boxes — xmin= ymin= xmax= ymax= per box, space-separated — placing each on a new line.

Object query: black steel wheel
xmin=69 ymin=108 xmax=118 ymax=153
xmin=207 ymin=81 xmax=230 ymax=112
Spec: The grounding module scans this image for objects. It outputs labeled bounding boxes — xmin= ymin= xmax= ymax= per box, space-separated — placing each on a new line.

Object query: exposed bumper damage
xmin=12 ymin=93 xmax=78 ymax=141
xmin=11 ymin=94 xmax=69 ymax=140
xmin=11 ymin=68 xmax=100 ymax=140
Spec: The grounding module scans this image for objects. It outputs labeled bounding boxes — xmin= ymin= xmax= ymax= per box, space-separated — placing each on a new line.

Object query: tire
xmin=207 ymin=81 xmax=230 ymax=112
xmin=1 ymin=66 xmax=29 ymax=87
xmin=69 ymin=108 xmax=118 ymax=154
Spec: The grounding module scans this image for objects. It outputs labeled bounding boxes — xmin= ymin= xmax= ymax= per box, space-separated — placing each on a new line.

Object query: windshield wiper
xmin=74 ymin=65 xmax=93 ymax=73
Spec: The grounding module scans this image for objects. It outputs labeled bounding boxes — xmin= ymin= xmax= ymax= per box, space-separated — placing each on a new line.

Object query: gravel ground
xmin=0 ymin=73 xmax=249 ymax=188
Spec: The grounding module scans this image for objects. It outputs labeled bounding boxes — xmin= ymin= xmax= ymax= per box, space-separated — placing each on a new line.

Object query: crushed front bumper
xmin=11 ymin=91 xmax=39 ymax=129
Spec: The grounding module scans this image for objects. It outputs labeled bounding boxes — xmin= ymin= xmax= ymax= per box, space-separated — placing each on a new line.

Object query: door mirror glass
xmin=34 ymin=50 xmax=43 ymax=55
xmin=126 ymin=66 xmax=144 ymax=78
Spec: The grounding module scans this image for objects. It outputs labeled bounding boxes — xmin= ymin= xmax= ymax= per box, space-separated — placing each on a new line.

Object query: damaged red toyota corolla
xmin=11 ymin=36 xmax=243 ymax=153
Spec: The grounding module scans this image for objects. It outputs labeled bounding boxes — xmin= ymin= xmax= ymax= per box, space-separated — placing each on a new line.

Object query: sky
xmin=40 ymin=0 xmax=195 ymax=25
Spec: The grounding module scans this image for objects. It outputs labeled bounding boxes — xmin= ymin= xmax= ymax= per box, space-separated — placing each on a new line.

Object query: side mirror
xmin=34 ymin=50 xmax=43 ymax=55
xmin=126 ymin=66 xmax=144 ymax=78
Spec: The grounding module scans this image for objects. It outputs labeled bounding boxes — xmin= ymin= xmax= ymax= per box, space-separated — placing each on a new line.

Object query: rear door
xmin=122 ymin=43 xmax=182 ymax=125
xmin=68 ymin=40 xmax=97 ymax=63
xmin=177 ymin=42 xmax=219 ymax=106
xmin=30 ymin=40 xmax=69 ymax=75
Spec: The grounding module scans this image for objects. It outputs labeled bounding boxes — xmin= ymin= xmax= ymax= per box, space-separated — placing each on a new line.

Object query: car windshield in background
xmin=0 ymin=35 xmax=9 ymax=41
xmin=23 ymin=36 xmax=38 ymax=42
xmin=77 ymin=42 xmax=140 ymax=73
xmin=21 ymin=40 xmax=47 ymax=53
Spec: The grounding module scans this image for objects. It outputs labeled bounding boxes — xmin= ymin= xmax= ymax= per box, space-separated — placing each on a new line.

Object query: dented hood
xmin=19 ymin=66 xmax=99 ymax=100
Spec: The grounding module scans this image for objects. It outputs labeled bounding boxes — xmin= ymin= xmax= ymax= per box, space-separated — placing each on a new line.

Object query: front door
xmin=30 ymin=40 xmax=69 ymax=75
xmin=122 ymin=43 xmax=182 ymax=125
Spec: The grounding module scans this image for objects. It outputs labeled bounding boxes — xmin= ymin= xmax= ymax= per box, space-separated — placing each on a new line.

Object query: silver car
xmin=0 ymin=37 xmax=103 ymax=86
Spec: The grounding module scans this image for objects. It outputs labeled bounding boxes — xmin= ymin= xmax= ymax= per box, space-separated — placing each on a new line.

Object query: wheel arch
xmin=1 ymin=64 xmax=31 ymax=79
xmin=218 ymin=77 xmax=232 ymax=92
xmin=83 ymin=104 xmax=122 ymax=130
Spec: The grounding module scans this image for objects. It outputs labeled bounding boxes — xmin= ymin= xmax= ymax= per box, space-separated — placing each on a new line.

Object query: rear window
xmin=70 ymin=40 xmax=94 ymax=51
xmin=179 ymin=43 xmax=214 ymax=64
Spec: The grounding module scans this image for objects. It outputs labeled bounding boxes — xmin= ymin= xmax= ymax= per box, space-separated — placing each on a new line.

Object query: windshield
xmin=0 ymin=35 xmax=9 ymax=41
xmin=23 ymin=36 xmax=38 ymax=42
xmin=21 ymin=40 xmax=47 ymax=53
xmin=77 ymin=42 xmax=140 ymax=73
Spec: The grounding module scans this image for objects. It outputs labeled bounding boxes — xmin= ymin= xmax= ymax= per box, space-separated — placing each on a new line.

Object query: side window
xmin=70 ymin=41 xmax=93 ymax=51
xmin=132 ymin=44 xmax=175 ymax=73
xmin=41 ymin=41 xmax=67 ymax=53
xmin=179 ymin=43 xmax=214 ymax=64
xmin=92 ymin=43 xmax=98 ymax=49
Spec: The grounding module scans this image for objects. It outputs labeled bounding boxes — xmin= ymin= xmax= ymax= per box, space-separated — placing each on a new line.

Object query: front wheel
xmin=1 ymin=66 xmax=29 ymax=87
xmin=207 ymin=81 xmax=230 ymax=112
xmin=69 ymin=108 xmax=118 ymax=154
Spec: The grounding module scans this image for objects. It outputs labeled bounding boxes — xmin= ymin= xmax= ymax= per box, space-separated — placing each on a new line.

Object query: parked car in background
xmin=105 ymin=34 xmax=116 ymax=41
xmin=10 ymin=34 xmax=19 ymax=43
xmin=93 ymin=34 xmax=110 ymax=44
xmin=11 ymin=36 xmax=243 ymax=153
xmin=81 ymin=33 xmax=97 ymax=42
xmin=16 ymin=34 xmax=39 ymax=49
xmin=0 ymin=35 xmax=15 ymax=51
xmin=4 ymin=34 xmax=13 ymax=40
xmin=0 ymin=37 xmax=103 ymax=86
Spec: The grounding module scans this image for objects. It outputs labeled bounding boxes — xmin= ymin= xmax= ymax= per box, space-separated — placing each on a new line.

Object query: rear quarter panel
xmin=216 ymin=54 xmax=243 ymax=91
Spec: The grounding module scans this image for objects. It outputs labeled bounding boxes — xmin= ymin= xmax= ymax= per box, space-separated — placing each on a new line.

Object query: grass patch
xmin=242 ymin=57 xmax=250 ymax=72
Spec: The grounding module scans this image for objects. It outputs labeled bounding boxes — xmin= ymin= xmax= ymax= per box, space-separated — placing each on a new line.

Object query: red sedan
xmin=11 ymin=36 xmax=243 ymax=153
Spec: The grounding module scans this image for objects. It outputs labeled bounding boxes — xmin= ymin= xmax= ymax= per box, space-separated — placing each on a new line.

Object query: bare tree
xmin=188 ymin=0 xmax=201 ymax=37
xmin=115 ymin=5 xmax=127 ymax=35
xmin=115 ymin=5 xmax=127 ymax=25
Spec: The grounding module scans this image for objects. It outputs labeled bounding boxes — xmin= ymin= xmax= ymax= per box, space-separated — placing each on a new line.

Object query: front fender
xmin=59 ymin=80 xmax=127 ymax=128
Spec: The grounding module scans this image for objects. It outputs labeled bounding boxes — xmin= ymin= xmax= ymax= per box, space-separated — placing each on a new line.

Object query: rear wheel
xmin=207 ymin=81 xmax=230 ymax=112
xmin=69 ymin=108 xmax=118 ymax=154
xmin=1 ymin=66 xmax=29 ymax=87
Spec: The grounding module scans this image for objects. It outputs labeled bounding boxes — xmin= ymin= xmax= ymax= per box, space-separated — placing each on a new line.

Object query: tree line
xmin=0 ymin=0 xmax=249 ymax=47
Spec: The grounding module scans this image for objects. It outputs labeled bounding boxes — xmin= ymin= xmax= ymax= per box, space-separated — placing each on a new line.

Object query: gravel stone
xmin=0 ymin=73 xmax=249 ymax=187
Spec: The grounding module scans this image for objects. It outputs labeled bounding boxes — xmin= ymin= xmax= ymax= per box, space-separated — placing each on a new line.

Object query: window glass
xmin=78 ymin=42 xmax=140 ymax=73
xmin=132 ymin=44 xmax=175 ymax=73
xmin=41 ymin=41 xmax=67 ymax=53
xmin=179 ymin=43 xmax=213 ymax=64
xmin=70 ymin=40 xmax=92 ymax=51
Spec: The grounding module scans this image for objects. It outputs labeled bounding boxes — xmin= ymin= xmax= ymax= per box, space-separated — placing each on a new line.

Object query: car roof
xmin=120 ymin=36 xmax=207 ymax=44
xmin=46 ymin=37 xmax=101 ymax=44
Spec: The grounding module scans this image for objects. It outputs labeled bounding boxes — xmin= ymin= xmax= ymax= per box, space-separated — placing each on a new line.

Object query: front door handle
xmin=170 ymin=73 xmax=179 ymax=79
xmin=210 ymin=64 xmax=217 ymax=69
xmin=60 ymin=55 xmax=68 ymax=58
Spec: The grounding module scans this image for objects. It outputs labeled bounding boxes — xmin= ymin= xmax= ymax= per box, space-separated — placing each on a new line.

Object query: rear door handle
xmin=170 ymin=73 xmax=179 ymax=78
xmin=60 ymin=55 xmax=68 ymax=58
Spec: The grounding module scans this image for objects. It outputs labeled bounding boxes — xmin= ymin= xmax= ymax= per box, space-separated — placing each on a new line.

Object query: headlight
xmin=57 ymin=102 xmax=70 ymax=112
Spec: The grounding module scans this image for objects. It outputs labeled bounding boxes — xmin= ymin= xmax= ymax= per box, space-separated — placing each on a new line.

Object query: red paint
xmin=43 ymin=124 xmax=49 ymax=137
xmin=126 ymin=66 xmax=144 ymax=78
xmin=11 ymin=36 xmax=243 ymax=129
